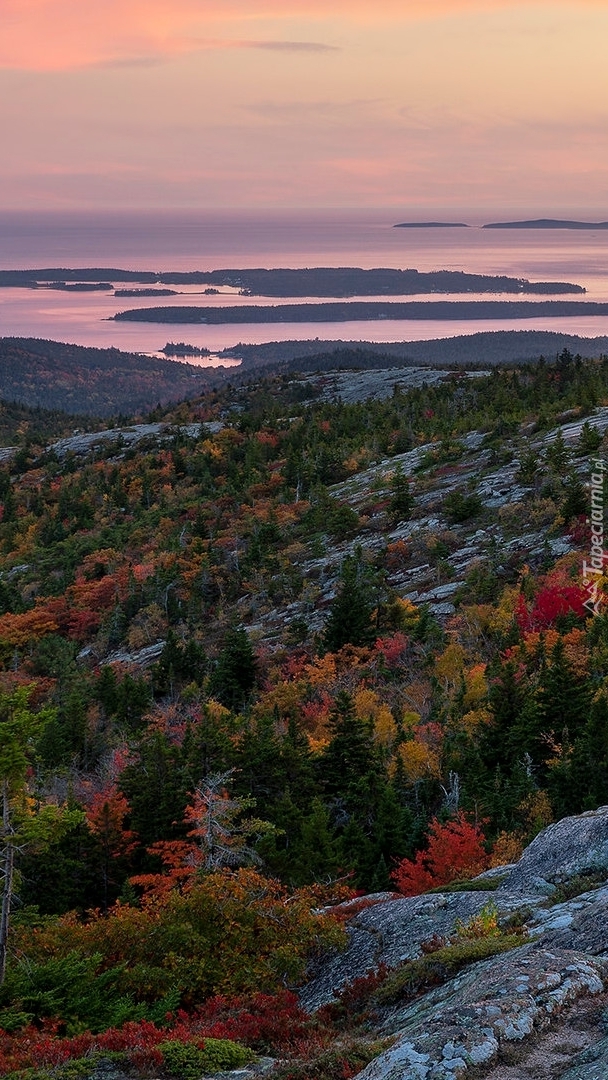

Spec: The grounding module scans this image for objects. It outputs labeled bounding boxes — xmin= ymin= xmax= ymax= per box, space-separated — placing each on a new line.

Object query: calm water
xmin=2 ymin=209 xmax=608 ymax=361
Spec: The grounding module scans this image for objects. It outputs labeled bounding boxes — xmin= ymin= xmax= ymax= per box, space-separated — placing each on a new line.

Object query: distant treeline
xmin=113 ymin=299 xmax=607 ymax=325
xmin=0 ymin=267 xmax=584 ymax=296
xmin=228 ymin=330 xmax=608 ymax=372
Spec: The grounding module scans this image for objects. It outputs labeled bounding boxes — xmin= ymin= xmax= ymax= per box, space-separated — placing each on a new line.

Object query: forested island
xmin=114 ymin=288 xmax=177 ymax=297
xmin=160 ymin=341 xmax=212 ymax=357
xmin=0 ymin=266 xmax=584 ymax=297
xmin=113 ymin=299 xmax=606 ymax=325
xmin=35 ymin=282 xmax=113 ymax=291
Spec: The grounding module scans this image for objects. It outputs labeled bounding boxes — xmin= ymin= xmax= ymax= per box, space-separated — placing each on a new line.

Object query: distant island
xmin=483 ymin=218 xmax=608 ymax=230
xmin=0 ymin=267 xmax=584 ymax=297
xmin=34 ymin=282 xmax=114 ymax=292
xmin=115 ymin=288 xmax=178 ymax=297
xmin=113 ymin=299 xmax=607 ymax=325
xmin=393 ymin=222 xmax=470 ymax=229
xmin=160 ymin=342 xmax=211 ymax=356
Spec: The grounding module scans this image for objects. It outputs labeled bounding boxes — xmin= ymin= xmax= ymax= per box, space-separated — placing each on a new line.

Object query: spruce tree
xmin=323 ymin=551 xmax=375 ymax=652
xmin=388 ymin=467 xmax=414 ymax=524
xmin=208 ymin=626 xmax=257 ymax=710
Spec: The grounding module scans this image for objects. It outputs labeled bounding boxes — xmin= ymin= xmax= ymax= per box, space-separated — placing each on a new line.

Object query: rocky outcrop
xmin=357 ymin=946 xmax=607 ymax=1080
xmin=497 ymin=806 xmax=608 ymax=896
xmin=300 ymin=808 xmax=608 ymax=1079
xmin=531 ymin=884 xmax=608 ymax=956
xmin=299 ymin=888 xmax=532 ymax=1014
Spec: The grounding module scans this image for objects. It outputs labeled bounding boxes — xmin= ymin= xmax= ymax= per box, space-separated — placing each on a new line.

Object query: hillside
xmin=0 ymin=338 xmax=224 ymax=416
xmin=222 ymin=330 xmax=608 ymax=371
xmin=2 ymin=333 xmax=608 ymax=422
xmin=1 ymin=350 xmax=608 ymax=1078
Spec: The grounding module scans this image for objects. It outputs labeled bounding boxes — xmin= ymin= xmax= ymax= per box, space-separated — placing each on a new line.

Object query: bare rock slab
xmin=300 ymin=892 xmax=500 ymax=1013
xmin=531 ymin=884 xmax=608 ymax=956
xmin=355 ymin=946 xmax=608 ymax=1080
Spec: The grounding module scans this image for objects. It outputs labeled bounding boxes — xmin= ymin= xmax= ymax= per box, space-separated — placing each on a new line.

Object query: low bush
xmin=270 ymin=1038 xmax=385 ymax=1080
xmin=159 ymin=1037 xmax=254 ymax=1078
xmin=372 ymin=935 xmax=523 ymax=1007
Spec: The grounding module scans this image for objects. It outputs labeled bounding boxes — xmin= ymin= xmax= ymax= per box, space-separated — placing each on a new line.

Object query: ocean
xmin=2 ymin=208 xmax=608 ymax=362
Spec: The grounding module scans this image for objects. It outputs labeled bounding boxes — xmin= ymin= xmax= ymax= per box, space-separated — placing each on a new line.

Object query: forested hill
xmin=222 ymin=329 xmax=608 ymax=371
xmin=0 ymin=337 xmax=224 ymax=416
xmin=3 ymin=331 xmax=608 ymax=419
xmin=1 ymin=351 xmax=608 ymax=1076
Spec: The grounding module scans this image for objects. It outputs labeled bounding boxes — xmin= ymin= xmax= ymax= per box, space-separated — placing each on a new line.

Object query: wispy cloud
xmin=239 ymin=40 xmax=339 ymax=52
xmin=0 ymin=0 xmax=595 ymax=72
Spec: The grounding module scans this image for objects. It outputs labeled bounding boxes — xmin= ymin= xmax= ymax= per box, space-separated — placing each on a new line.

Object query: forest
xmin=1 ymin=348 xmax=608 ymax=1078
xmin=0 ymin=340 xmax=218 ymax=418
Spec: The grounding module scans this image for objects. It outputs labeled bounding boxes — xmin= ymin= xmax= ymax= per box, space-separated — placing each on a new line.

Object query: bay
xmin=1 ymin=209 xmax=608 ymax=362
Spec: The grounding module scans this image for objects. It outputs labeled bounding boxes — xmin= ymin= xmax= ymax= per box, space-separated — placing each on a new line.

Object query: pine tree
xmin=536 ymin=638 xmax=592 ymax=748
xmin=318 ymin=691 xmax=378 ymax=799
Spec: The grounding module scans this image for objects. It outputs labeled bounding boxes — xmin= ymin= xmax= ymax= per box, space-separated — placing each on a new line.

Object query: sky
xmin=1 ymin=0 xmax=607 ymax=211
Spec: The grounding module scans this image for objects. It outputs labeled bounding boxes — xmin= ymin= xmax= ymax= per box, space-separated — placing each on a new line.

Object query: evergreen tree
xmin=119 ymin=730 xmax=189 ymax=852
xmin=318 ymin=691 xmax=378 ymax=799
xmin=567 ymin=693 xmax=608 ymax=811
xmin=536 ymin=638 xmax=592 ymax=750
xmin=323 ymin=551 xmax=375 ymax=652
xmin=388 ymin=467 xmax=414 ymax=524
xmin=561 ymin=473 xmax=587 ymax=522
xmin=208 ymin=627 xmax=257 ymax=710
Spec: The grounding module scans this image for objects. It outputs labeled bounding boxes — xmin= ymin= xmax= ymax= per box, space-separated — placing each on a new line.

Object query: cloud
xmin=240 ymin=40 xmax=338 ymax=51
xmin=0 ymin=0 xmax=596 ymax=72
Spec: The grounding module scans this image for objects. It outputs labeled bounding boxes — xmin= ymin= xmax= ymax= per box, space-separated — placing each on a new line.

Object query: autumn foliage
xmin=391 ymin=813 xmax=489 ymax=896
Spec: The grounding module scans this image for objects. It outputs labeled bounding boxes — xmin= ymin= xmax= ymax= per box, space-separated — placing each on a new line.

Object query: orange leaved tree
xmin=391 ymin=812 xmax=488 ymax=896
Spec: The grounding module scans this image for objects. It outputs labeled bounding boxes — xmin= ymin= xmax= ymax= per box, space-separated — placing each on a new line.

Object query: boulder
xmin=498 ymin=806 xmax=608 ymax=895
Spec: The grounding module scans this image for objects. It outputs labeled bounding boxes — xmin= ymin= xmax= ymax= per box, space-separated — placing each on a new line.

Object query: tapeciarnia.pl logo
xmin=583 ymin=458 xmax=606 ymax=616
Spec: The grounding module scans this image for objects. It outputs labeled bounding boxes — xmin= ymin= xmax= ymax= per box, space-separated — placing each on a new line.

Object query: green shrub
xmin=4 ymin=1052 xmax=126 ymax=1080
xmin=428 ymin=876 xmax=505 ymax=894
xmin=372 ymin=935 xmax=523 ymax=1007
xmin=0 ymin=950 xmax=181 ymax=1034
xmin=442 ymin=489 xmax=482 ymax=524
xmin=160 ymin=1037 xmax=254 ymax=1079
xmin=548 ymin=872 xmax=607 ymax=905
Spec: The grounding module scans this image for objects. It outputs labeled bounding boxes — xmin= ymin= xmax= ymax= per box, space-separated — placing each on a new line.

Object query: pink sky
xmin=1 ymin=0 xmax=607 ymax=210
